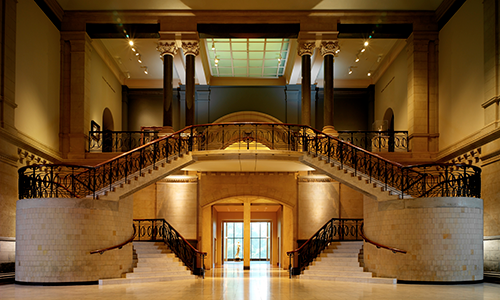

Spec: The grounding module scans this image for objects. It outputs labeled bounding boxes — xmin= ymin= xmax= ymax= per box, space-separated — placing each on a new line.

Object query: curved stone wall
xmin=363 ymin=196 xmax=483 ymax=282
xmin=16 ymin=197 xmax=133 ymax=283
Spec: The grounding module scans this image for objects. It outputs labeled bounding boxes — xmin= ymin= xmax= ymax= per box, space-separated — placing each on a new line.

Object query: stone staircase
xmin=300 ymin=154 xmax=407 ymax=201
xmin=99 ymin=241 xmax=195 ymax=285
xmin=299 ymin=241 xmax=396 ymax=284
xmin=96 ymin=153 xmax=195 ymax=201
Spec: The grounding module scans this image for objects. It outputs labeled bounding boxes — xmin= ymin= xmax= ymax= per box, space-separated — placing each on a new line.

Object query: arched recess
xmin=383 ymin=108 xmax=395 ymax=152
xmin=102 ymin=108 xmax=114 ymax=152
xmin=213 ymin=111 xmax=283 ymax=123
xmin=200 ymin=196 xmax=294 ymax=271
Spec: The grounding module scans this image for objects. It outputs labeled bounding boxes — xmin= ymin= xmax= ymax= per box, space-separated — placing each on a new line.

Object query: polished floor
xmin=1 ymin=262 xmax=499 ymax=300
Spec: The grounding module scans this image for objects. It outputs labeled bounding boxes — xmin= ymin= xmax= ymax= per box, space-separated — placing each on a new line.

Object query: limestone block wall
xmin=298 ymin=176 xmax=363 ymax=240
xmin=15 ymin=197 xmax=134 ymax=283
xmin=363 ymin=196 xmax=483 ymax=282
xmin=484 ymin=238 xmax=500 ymax=272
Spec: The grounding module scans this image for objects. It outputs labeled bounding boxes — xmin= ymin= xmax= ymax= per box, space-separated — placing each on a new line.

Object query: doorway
xmin=222 ymin=221 xmax=271 ymax=263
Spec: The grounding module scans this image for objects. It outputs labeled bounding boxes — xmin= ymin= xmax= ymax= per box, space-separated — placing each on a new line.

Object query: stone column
xmin=320 ymin=41 xmax=340 ymax=136
xmin=157 ymin=41 xmax=178 ymax=133
xmin=60 ymin=31 xmax=93 ymax=159
xmin=0 ymin=0 xmax=17 ymax=133
xmin=298 ymin=42 xmax=315 ymax=126
xmin=182 ymin=41 xmax=199 ymax=126
xmin=406 ymin=31 xmax=439 ymax=153
xmin=243 ymin=201 xmax=251 ymax=270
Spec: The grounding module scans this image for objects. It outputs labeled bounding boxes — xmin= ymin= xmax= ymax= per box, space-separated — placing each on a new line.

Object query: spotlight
xmin=355 ymin=56 xmax=360 ymax=63
xmin=131 ymin=47 xmax=136 ymax=52
xmin=212 ymin=43 xmax=215 ymax=50
xmin=361 ymin=48 xmax=366 ymax=53
xmin=364 ymin=41 xmax=369 ymax=47
xmin=137 ymin=54 xmax=142 ymax=64
xmin=128 ymin=40 xmax=134 ymax=46
xmin=348 ymin=68 xmax=353 ymax=75
xmin=367 ymin=71 xmax=372 ymax=77
xmin=141 ymin=66 xmax=148 ymax=74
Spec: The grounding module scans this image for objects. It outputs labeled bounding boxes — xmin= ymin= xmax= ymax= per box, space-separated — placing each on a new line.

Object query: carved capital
xmin=157 ymin=41 xmax=178 ymax=57
xmin=297 ymin=42 xmax=315 ymax=56
xmin=320 ymin=41 xmax=340 ymax=57
xmin=181 ymin=41 xmax=200 ymax=56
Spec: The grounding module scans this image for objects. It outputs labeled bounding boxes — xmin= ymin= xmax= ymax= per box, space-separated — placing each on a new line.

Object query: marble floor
xmin=1 ymin=262 xmax=499 ymax=300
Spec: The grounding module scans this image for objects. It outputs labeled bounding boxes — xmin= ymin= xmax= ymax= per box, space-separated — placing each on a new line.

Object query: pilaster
xmin=406 ymin=31 xmax=439 ymax=153
xmin=0 ymin=0 xmax=17 ymax=133
xmin=60 ymin=31 xmax=93 ymax=159
xmin=321 ymin=40 xmax=340 ymax=136
xmin=157 ymin=41 xmax=178 ymax=133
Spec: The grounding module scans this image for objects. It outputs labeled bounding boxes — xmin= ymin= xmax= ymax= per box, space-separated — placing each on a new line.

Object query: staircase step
xmin=126 ymin=270 xmax=190 ymax=278
xmin=303 ymin=270 xmax=373 ymax=278
xmin=99 ymin=274 xmax=194 ymax=285
xmin=307 ymin=265 xmax=364 ymax=272
xmin=300 ymin=274 xmax=396 ymax=284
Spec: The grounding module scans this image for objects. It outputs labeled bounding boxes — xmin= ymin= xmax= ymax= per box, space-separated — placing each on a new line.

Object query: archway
xmin=102 ymin=108 xmax=114 ymax=152
xmin=201 ymin=196 xmax=294 ymax=271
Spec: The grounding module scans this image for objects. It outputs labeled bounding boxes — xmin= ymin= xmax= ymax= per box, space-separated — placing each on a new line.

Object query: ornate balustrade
xmin=133 ymin=219 xmax=206 ymax=277
xmin=88 ymin=130 xmax=159 ymax=152
xmin=19 ymin=122 xmax=481 ymax=200
xmin=338 ymin=130 xmax=408 ymax=152
xmin=287 ymin=218 xmax=363 ymax=276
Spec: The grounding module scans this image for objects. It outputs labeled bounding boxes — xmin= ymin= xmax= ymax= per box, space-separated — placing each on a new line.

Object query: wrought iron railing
xmin=133 ymin=219 xmax=206 ymax=277
xmin=88 ymin=130 xmax=159 ymax=152
xmin=287 ymin=218 xmax=363 ymax=277
xmin=18 ymin=122 xmax=481 ymax=200
xmin=338 ymin=130 xmax=408 ymax=152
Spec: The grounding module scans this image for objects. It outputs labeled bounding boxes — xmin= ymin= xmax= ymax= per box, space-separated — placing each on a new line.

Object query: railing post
xmin=189 ymin=127 xmax=194 ymax=152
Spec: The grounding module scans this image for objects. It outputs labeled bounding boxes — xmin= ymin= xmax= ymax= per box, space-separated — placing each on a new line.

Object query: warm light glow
xmin=360 ymin=48 xmax=366 ymax=53
xmin=135 ymin=52 xmax=140 ymax=56
xmin=128 ymin=40 xmax=134 ymax=46
xmin=367 ymin=71 xmax=372 ymax=76
xmin=137 ymin=55 xmax=142 ymax=63
xmin=212 ymin=43 xmax=215 ymax=50
xmin=348 ymin=68 xmax=353 ymax=75
xmin=364 ymin=41 xmax=369 ymax=47
xmin=355 ymin=56 xmax=360 ymax=63
xmin=131 ymin=47 xmax=136 ymax=52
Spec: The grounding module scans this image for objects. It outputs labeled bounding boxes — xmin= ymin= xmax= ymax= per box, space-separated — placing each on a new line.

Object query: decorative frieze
xmin=156 ymin=41 xmax=178 ymax=57
xmin=320 ymin=40 xmax=340 ymax=57
xmin=297 ymin=42 xmax=315 ymax=56
xmin=181 ymin=41 xmax=200 ymax=56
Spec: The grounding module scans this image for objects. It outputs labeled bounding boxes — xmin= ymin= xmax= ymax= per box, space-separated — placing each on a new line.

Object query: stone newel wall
xmin=363 ymin=196 xmax=483 ymax=282
xmin=16 ymin=197 xmax=134 ymax=283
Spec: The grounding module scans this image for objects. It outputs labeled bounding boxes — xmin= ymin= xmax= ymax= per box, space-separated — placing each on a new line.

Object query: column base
xmin=158 ymin=126 xmax=175 ymax=136
xmin=322 ymin=125 xmax=338 ymax=137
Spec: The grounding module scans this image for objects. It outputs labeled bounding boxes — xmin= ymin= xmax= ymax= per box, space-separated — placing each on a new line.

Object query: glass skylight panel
xmin=206 ymin=38 xmax=290 ymax=78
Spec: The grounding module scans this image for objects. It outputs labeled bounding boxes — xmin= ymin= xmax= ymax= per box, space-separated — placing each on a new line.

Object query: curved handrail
xmin=286 ymin=218 xmax=363 ymax=276
xmin=133 ymin=218 xmax=206 ymax=256
xmin=18 ymin=122 xmax=481 ymax=200
xmin=133 ymin=219 xmax=206 ymax=277
xmin=89 ymin=225 xmax=136 ymax=255
xmin=360 ymin=223 xmax=406 ymax=254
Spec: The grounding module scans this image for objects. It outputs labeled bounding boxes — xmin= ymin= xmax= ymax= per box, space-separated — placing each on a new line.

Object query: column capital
xmin=181 ymin=41 xmax=200 ymax=56
xmin=320 ymin=40 xmax=340 ymax=57
xmin=157 ymin=41 xmax=178 ymax=57
xmin=298 ymin=42 xmax=315 ymax=56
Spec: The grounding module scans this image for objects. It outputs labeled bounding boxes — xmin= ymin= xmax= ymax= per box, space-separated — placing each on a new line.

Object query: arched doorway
xmin=102 ymin=108 xmax=114 ymax=152
xmin=201 ymin=196 xmax=294 ymax=271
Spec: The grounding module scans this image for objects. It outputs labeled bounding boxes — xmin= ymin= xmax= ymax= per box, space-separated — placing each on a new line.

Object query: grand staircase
xmin=299 ymin=241 xmax=396 ymax=284
xmin=99 ymin=242 xmax=195 ymax=285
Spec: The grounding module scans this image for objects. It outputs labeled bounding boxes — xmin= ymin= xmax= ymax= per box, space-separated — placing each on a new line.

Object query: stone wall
xmin=15 ymin=197 xmax=134 ymax=283
xmin=363 ymin=196 xmax=483 ymax=282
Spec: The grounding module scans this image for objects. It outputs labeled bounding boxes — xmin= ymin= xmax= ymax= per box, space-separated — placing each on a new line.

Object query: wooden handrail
xmin=90 ymin=225 xmax=136 ymax=255
xmin=360 ymin=223 xmax=407 ymax=254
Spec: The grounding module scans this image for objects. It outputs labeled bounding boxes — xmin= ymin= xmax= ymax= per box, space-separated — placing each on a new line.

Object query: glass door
xmin=224 ymin=222 xmax=243 ymax=261
xmin=251 ymin=222 xmax=270 ymax=261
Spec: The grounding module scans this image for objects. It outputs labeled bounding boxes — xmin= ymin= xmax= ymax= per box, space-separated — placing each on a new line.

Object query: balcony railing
xmin=338 ymin=130 xmax=408 ymax=152
xmin=88 ymin=130 xmax=159 ymax=152
xmin=19 ymin=123 xmax=481 ymax=200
